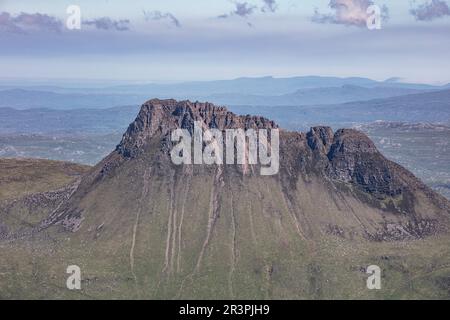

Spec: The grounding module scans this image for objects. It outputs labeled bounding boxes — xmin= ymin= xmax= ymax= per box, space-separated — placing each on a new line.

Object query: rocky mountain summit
xmin=1 ymin=99 xmax=450 ymax=299
xmin=116 ymin=99 xmax=278 ymax=158
xmin=30 ymin=98 xmax=448 ymax=239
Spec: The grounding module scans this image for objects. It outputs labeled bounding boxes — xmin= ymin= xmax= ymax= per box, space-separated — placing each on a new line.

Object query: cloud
xmin=0 ymin=12 xmax=63 ymax=33
xmin=0 ymin=11 xmax=132 ymax=33
xmin=143 ymin=10 xmax=181 ymax=28
xmin=410 ymin=0 xmax=450 ymax=21
xmin=83 ymin=17 xmax=131 ymax=31
xmin=312 ymin=0 xmax=389 ymax=27
xmin=234 ymin=2 xmax=257 ymax=16
xmin=218 ymin=2 xmax=257 ymax=18
xmin=218 ymin=0 xmax=277 ymax=20
xmin=261 ymin=0 xmax=278 ymax=13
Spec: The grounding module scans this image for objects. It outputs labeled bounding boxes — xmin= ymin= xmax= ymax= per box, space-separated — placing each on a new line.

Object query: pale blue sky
xmin=0 ymin=0 xmax=449 ymax=84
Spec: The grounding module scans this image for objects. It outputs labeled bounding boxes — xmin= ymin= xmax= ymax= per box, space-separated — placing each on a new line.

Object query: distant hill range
xmin=1 ymin=88 xmax=449 ymax=134
xmin=202 ymin=85 xmax=425 ymax=106
xmin=228 ymin=88 xmax=450 ymax=130
xmin=101 ymin=76 xmax=449 ymax=95
xmin=1 ymin=76 xmax=449 ymax=109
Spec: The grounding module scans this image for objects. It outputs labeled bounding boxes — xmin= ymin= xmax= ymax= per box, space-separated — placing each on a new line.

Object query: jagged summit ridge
xmin=116 ymin=99 xmax=278 ymax=158
xmin=116 ymin=99 xmax=380 ymax=166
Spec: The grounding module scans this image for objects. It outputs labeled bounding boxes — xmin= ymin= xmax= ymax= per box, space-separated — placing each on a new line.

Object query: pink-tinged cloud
xmin=410 ymin=0 xmax=450 ymax=21
xmin=312 ymin=0 xmax=389 ymax=27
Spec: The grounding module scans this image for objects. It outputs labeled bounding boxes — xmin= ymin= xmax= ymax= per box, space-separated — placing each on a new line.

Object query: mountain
xmin=206 ymin=85 xmax=425 ymax=106
xmin=0 ymin=85 xmax=426 ymax=110
xmin=228 ymin=88 xmax=450 ymax=130
xmin=2 ymin=89 xmax=449 ymax=135
xmin=285 ymin=85 xmax=425 ymax=105
xmin=1 ymin=76 xmax=447 ymax=110
xmin=107 ymin=76 xmax=381 ymax=96
xmin=314 ymin=88 xmax=450 ymax=124
xmin=2 ymin=76 xmax=446 ymax=96
xmin=1 ymin=99 xmax=450 ymax=299
xmin=106 ymin=76 xmax=444 ymax=96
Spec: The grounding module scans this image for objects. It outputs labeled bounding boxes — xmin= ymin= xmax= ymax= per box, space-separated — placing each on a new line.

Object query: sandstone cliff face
xmin=116 ymin=99 xmax=278 ymax=159
xmin=326 ymin=129 xmax=394 ymax=193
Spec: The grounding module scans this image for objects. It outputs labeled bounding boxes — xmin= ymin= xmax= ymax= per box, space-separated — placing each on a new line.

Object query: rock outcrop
xmin=117 ymin=99 xmax=278 ymax=158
